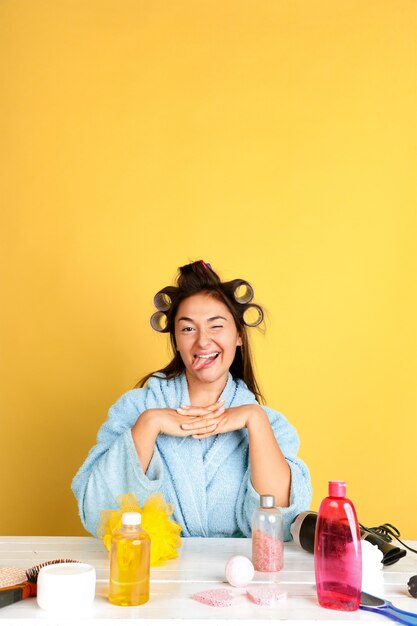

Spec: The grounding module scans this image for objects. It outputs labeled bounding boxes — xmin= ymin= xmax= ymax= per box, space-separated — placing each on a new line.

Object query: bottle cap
xmin=328 ymin=481 xmax=346 ymax=497
xmin=122 ymin=512 xmax=141 ymax=526
xmin=260 ymin=495 xmax=275 ymax=508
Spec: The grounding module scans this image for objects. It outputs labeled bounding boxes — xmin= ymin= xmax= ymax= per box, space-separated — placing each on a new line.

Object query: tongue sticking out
xmin=192 ymin=353 xmax=219 ymax=370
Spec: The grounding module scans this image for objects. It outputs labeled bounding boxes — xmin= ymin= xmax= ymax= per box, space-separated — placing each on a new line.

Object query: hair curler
xmin=153 ymin=286 xmax=179 ymax=312
xmin=242 ymin=304 xmax=263 ymax=327
xmin=150 ymin=311 xmax=169 ymax=333
xmin=153 ymin=292 xmax=172 ymax=312
xmin=233 ymin=281 xmax=254 ymax=305
xmin=290 ymin=511 xmax=407 ymax=566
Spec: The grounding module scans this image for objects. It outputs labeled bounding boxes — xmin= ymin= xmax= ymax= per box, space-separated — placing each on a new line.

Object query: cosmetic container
xmin=314 ymin=481 xmax=362 ymax=611
xmin=252 ymin=494 xmax=284 ymax=572
xmin=109 ymin=512 xmax=151 ymax=606
xmin=37 ymin=562 xmax=96 ymax=612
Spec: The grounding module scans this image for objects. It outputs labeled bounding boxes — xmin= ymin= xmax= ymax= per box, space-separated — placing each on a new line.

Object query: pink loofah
xmin=246 ymin=585 xmax=287 ymax=605
xmin=192 ymin=588 xmax=234 ymax=607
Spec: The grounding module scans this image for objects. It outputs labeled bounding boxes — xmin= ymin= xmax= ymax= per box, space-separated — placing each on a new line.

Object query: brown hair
xmin=136 ymin=260 xmax=265 ymax=403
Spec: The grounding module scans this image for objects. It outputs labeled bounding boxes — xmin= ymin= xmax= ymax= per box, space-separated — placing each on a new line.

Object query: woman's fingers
xmin=192 ymin=417 xmax=226 ymax=439
xmin=180 ymin=407 xmax=225 ymax=430
xmin=180 ymin=400 xmax=224 ymax=411
xmin=180 ymin=418 xmax=220 ymax=432
xmin=177 ymin=400 xmax=224 ymax=417
xmin=182 ymin=413 xmax=229 ymax=437
xmin=180 ymin=415 xmax=224 ymax=433
xmin=177 ymin=407 xmax=211 ymax=417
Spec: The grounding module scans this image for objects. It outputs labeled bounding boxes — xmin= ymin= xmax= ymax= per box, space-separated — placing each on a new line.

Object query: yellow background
xmin=1 ymin=1 xmax=416 ymax=537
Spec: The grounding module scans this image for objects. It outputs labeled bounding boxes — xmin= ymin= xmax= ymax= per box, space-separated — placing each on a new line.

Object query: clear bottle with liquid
xmin=108 ymin=511 xmax=151 ymax=606
xmin=314 ymin=481 xmax=362 ymax=611
xmin=252 ymin=494 xmax=284 ymax=572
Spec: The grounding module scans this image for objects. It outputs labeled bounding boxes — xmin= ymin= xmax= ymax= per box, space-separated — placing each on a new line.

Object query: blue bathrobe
xmin=71 ymin=372 xmax=312 ymax=540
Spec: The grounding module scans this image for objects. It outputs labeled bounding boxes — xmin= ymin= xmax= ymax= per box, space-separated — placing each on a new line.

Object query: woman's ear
xmin=237 ymin=334 xmax=243 ymax=347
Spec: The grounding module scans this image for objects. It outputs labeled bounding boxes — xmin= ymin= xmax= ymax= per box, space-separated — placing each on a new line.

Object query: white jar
xmin=37 ymin=562 xmax=96 ymax=612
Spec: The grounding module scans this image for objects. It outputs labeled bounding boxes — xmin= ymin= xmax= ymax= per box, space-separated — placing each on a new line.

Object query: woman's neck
xmin=185 ymin=372 xmax=228 ymax=407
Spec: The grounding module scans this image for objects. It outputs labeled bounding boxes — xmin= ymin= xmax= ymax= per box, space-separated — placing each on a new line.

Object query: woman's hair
xmin=136 ymin=260 xmax=265 ymax=404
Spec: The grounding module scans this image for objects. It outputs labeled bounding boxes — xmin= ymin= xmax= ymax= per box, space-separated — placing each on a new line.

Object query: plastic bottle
xmin=314 ymin=481 xmax=362 ymax=611
xmin=108 ymin=511 xmax=151 ymax=606
xmin=252 ymin=494 xmax=284 ymax=572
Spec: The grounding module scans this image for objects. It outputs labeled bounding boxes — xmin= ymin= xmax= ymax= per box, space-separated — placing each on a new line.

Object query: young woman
xmin=72 ymin=261 xmax=311 ymax=539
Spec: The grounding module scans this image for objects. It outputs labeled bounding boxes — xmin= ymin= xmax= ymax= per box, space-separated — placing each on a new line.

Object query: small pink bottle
xmin=314 ymin=481 xmax=362 ymax=611
xmin=252 ymin=495 xmax=284 ymax=572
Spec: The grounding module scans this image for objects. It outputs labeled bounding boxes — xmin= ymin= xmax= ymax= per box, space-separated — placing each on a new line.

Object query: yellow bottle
xmin=108 ymin=512 xmax=151 ymax=606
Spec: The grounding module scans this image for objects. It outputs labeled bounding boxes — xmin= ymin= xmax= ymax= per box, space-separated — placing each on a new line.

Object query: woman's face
xmin=174 ymin=293 xmax=242 ymax=387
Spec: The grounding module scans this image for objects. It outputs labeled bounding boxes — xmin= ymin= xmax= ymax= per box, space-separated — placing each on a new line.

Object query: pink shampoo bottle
xmin=314 ymin=481 xmax=362 ymax=611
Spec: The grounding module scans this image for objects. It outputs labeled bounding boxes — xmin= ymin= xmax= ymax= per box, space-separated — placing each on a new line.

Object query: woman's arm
xmin=246 ymin=406 xmax=291 ymax=507
xmin=179 ymin=403 xmax=291 ymax=505
xmin=179 ymin=402 xmax=312 ymax=538
xmin=243 ymin=405 xmax=312 ymax=539
xmin=131 ymin=411 xmax=160 ymax=474
xmin=71 ymin=389 xmax=163 ymax=536
xmin=131 ymin=400 xmax=226 ymax=472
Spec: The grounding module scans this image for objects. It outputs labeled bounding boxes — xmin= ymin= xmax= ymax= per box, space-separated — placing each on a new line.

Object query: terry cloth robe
xmin=71 ymin=372 xmax=312 ymax=540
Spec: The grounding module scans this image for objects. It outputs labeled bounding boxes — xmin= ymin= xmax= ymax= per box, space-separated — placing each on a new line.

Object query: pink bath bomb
xmin=225 ymin=555 xmax=254 ymax=587
xmin=193 ymin=588 xmax=234 ymax=607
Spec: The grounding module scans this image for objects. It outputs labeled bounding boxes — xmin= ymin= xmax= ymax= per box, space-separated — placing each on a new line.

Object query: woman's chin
xmin=187 ymin=365 xmax=228 ymax=385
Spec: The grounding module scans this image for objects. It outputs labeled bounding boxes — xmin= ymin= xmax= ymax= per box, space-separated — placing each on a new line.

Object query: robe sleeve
xmin=236 ymin=406 xmax=312 ymax=540
xmin=71 ymin=389 xmax=164 ymax=536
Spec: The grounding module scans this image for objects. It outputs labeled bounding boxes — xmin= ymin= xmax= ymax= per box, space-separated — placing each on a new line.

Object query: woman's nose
xmin=196 ymin=330 xmax=211 ymax=347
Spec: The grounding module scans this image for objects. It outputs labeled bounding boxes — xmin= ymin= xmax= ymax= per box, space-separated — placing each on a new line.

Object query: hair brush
xmin=0 ymin=559 xmax=79 ymax=609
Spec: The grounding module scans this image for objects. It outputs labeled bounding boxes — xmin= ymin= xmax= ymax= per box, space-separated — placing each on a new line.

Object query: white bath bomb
xmin=225 ymin=555 xmax=254 ymax=587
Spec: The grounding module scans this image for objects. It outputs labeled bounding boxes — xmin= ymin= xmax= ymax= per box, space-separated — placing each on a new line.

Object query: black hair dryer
xmin=290 ymin=511 xmax=406 ymax=566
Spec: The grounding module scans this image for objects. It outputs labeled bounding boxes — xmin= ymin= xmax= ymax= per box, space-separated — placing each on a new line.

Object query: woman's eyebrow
xmin=177 ymin=315 xmax=227 ymax=323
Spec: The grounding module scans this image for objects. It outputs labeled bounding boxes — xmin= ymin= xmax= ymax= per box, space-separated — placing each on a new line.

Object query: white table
xmin=0 ymin=536 xmax=416 ymax=624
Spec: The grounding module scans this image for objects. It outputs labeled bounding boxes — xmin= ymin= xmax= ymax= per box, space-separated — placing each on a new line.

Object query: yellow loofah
xmin=97 ymin=493 xmax=182 ymax=567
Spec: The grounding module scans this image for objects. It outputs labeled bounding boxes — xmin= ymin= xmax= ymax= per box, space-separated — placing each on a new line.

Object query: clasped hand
xmin=144 ymin=401 xmax=258 ymax=439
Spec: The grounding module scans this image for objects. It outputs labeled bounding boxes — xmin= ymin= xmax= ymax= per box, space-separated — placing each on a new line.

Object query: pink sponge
xmin=246 ymin=585 xmax=287 ymax=605
xmin=192 ymin=588 xmax=234 ymax=607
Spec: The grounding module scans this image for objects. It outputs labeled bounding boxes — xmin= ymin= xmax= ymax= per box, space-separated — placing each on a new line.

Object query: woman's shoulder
xmin=251 ymin=393 xmax=294 ymax=428
xmin=117 ymin=371 xmax=174 ymax=394
xmin=143 ymin=371 xmax=185 ymax=394
xmin=258 ymin=400 xmax=281 ymax=414
xmin=259 ymin=403 xmax=300 ymax=442
xmin=108 ymin=386 xmax=149 ymax=416
xmin=112 ymin=372 xmax=184 ymax=410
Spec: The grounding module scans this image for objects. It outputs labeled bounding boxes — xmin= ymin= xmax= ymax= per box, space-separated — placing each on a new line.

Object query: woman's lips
xmin=191 ymin=352 xmax=220 ymax=370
